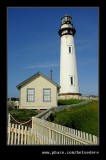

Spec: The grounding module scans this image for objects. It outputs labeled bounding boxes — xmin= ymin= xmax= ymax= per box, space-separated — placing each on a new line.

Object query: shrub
xmin=8 ymin=109 xmax=38 ymax=123
xmin=47 ymin=113 xmax=54 ymax=122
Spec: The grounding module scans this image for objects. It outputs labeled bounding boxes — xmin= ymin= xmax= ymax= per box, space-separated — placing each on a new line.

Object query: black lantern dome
xmin=58 ymin=15 xmax=76 ymax=37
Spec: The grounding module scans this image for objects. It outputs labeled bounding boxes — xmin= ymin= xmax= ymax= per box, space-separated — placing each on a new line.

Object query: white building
xmin=58 ymin=15 xmax=81 ymax=99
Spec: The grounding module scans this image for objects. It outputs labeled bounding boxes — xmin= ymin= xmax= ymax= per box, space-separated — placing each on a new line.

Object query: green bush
xmin=9 ymin=109 xmax=38 ymax=123
xmin=47 ymin=113 xmax=54 ymax=122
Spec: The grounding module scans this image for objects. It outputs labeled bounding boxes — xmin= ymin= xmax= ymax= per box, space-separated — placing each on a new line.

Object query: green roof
xmin=16 ymin=72 xmax=61 ymax=90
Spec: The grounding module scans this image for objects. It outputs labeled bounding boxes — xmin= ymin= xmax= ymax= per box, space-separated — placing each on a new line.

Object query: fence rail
xmin=35 ymin=100 xmax=93 ymax=119
xmin=32 ymin=117 xmax=98 ymax=145
xmin=8 ymin=118 xmax=98 ymax=145
xmin=54 ymin=100 xmax=93 ymax=112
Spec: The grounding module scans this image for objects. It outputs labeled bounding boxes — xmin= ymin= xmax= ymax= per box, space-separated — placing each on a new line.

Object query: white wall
xmin=60 ymin=34 xmax=79 ymax=94
xmin=19 ymin=76 xmax=58 ymax=109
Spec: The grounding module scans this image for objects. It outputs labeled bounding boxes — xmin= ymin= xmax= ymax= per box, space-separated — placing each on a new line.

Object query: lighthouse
xmin=58 ymin=15 xmax=81 ymax=99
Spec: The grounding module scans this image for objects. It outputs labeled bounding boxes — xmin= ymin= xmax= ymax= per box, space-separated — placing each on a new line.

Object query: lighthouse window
xmin=70 ymin=76 xmax=75 ymax=85
xmin=67 ymin=17 xmax=71 ymax=21
xmin=62 ymin=18 xmax=65 ymax=24
xmin=71 ymin=77 xmax=73 ymax=85
xmin=69 ymin=46 xmax=72 ymax=53
xmin=65 ymin=17 xmax=67 ymax=21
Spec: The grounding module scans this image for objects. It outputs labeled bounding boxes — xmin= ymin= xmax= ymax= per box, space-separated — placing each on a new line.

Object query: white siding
xmin=19 ymin=76 xmax=58 ymax=109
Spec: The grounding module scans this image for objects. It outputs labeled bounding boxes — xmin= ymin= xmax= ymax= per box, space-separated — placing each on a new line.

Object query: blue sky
xmin=8 ymin=7 xmax=99 ymax=98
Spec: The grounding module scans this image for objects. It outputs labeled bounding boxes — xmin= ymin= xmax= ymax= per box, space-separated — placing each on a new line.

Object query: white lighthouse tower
xmin=58 ymin=15 xmax=81 ymax=99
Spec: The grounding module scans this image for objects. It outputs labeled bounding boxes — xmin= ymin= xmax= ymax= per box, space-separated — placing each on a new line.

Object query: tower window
xmin=71 ymin=77 xmax=73 ymax=85
xmin=69 ymin=46 xmax=72 ymax=53
xmin=70 ymin=76 xmax=75 ymax=85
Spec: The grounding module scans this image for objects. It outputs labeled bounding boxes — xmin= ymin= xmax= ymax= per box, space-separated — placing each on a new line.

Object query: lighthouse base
xmin=58 ymin=93 xmax=82 ymax=100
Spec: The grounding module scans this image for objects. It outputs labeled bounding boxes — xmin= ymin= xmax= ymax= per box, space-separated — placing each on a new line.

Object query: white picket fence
xmin=32 ymin=117 xmax=98 ymax=145
xmin=8 ymin=123 xmax=32 ymax=145
xmin=7 ymin=117 xmax=98 ymax=145
xmin=8 ymin=123 xmax=58 ymax=145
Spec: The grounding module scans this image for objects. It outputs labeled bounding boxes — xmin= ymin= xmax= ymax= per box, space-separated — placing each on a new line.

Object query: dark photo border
xmin=0 ymin=0 xmax=105 ymax=159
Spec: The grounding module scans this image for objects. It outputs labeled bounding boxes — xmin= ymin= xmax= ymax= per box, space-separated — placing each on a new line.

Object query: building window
xmin=70 ymin=76 xmax=75 ymax=85
xmin=27 ymin=89 xmax=35 ymax=102
xmin=43 ymin=89 xmax=51 ymax=102
xmin=69 ymin=46 xmax=72 ymax=53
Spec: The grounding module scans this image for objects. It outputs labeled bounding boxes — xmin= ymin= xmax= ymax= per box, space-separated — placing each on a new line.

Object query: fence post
xmin=8 ymin=113 xmax=10 ymax=127
xmin=49 ymin=128 xmax=52 ymax=144
xmin=32 ymin=117 xmax=34 ymax=129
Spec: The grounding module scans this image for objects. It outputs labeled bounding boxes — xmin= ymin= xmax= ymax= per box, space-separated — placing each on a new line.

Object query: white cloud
xmin=23 ymin=63 xmax=59 ymax=69
xmin=77 ymin=58 xmax=98 ymax=65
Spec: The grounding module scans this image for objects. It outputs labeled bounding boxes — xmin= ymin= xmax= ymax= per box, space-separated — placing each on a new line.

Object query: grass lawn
xmin=48 ymin=100 xmax=99 ymax=136
xmin=58 ymin=99 xmax=84 ymax=105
